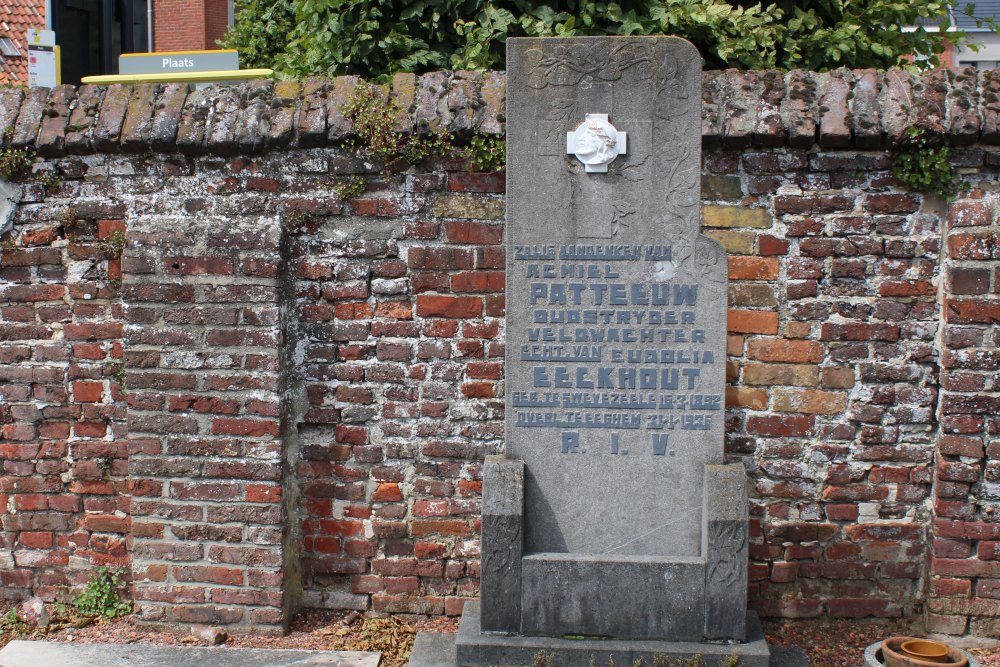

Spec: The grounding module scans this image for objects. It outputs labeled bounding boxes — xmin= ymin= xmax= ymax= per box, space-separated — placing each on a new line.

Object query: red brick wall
xmin=1 ymin=70 xmax=1000 ymax=636
xmin=154 ymin=0 xmax=229 ymax=51
xmin=0 ymin=191 xmax=128 ymax=603
xmin=928 ymin=199 xmax=1000 ymax=636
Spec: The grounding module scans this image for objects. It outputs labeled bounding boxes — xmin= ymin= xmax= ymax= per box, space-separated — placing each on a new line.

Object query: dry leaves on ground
xmin=10 ymin=604 xmax=1000 ymax=667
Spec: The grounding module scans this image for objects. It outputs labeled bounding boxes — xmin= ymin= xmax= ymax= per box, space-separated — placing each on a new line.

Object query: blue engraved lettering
xmin=651 ymin=284 xmax=670 ymax=305
xmin=562 ymin=432 xmax=580 ymax=453
xmin=630 ymin=284 xmax=649 ymax=304
xmin=661 ymin=369 xmax=679 ymax=389
xmin=652 ymin=433 xmax=669 ymax=455
xmin=533 ymin=367 xmax=551 ymax=387
xmin=674 ymin=284 xmax=698 ymax=305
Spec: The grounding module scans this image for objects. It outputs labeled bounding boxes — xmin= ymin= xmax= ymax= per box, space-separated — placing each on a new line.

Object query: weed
xmin=333 ymin=175 xmax=367 ymax=200
xmin=0 ymin=127 xmax=33 ymax=179
xmin=72 ymin=566 xmax=132 ymax=619
xmin=285 ymin=209 xmax=315 ymax=232
xmin=891 ymin=126 xmax=967 ymax=200
xmin=465 ymin=132 xmax=506 ymax=172
xmin=1 ymin=608 xmax=26 ymax=634
xmin=532 ymin=651 xmax=555 ymax=667
xmin=36 ymin=170 xmax=62 ymax=190
xmin=60 ymin=206 xmax=83 ymax=235
xmin=341 ymin=82 xmax=499 ymax=173
xmin=96 ymin=457 xmax=113 ymax=476
xmin=105 ymin=360 xmax=126 ymax=394
xmin=100 ymin=229 xmax=126 ymax=259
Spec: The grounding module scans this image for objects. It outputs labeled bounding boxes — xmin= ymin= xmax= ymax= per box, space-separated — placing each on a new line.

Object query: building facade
xmin=0 ymin=0 xmax=230 ymax=86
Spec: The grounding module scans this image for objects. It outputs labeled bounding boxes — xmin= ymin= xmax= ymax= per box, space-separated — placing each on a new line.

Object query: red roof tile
xmin=0 ymin=0 xmax=45 ymax=84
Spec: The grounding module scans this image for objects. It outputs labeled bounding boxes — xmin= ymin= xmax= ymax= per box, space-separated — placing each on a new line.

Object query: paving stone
xmin=0 ymin=641 xmax=380 ymax=667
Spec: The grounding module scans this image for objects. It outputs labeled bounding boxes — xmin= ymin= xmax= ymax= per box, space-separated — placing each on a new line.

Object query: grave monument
xmin=453 ymin=36 xmax=770 ymax=666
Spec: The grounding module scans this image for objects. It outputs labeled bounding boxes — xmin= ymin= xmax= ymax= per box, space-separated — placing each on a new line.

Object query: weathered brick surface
xmin=926 ymin=194 xmax=1000 ymax=637
xmin=0 ymin=72 xmax=999 ymax=638
xmin=5 ymin=69 xmax=1000 ymax=154
xmin=123 ymin=205 xmax=287 ymax=632
xmin=0 ymin=184 xmax=127 ymax=604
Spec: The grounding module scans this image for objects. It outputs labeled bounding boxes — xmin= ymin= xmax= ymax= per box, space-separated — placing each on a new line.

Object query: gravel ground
xmin=4 ymin=606 xmax=1000 ymax=667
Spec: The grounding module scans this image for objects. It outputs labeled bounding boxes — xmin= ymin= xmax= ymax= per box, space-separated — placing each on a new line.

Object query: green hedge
xmin=221 ymin=0 xmax=978 ymax=79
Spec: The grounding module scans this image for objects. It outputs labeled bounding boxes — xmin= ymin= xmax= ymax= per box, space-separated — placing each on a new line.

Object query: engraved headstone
xmin=453 ymin=36 xmax=767 ymax=667
xmin=508 ymin=36 xmax=727 ymax=561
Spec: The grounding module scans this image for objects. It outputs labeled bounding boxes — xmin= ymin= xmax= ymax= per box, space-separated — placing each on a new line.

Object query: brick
xmin=949 ymin=267 xmax=991 ymax=295
xmin=729 ymin=257 xmax=779 ymax=280
xmin=747 ymin=339 xmax=824 ymax=363
xmin=703 ymin=230 xmax=755 ymax=255
xmin=444 ymin=221 xmax=503 ymax=244
xmin=432 ymin=194 xmax=504 ymax=219
xmin=728 ymin=310 xmax=779 ymax=334
xmin=948 ymin=201 xmax=992 ymax=227
xmin=743 ymin=363 xmax=819 ymax=387
xmin=73 ymin=380 xmax=104 ymax=403
xmin=772 ymin=389 xmax=848 ymax=415
xmin=820 ymin=323 xmax=899 ymax=341
xmin=416 ymin=295 xmax=483 ymax=318
xmin=726 ymin=387 xmax=769 ymax=410
xmin=702 ymin=206 xmax=772 ymax=229
xmin=746 ymin=415 xmax=815 ymax=437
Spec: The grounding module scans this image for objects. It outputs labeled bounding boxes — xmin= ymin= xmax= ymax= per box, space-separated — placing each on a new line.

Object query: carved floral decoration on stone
xmin=525 ymin=42 xmax=654 ymax=89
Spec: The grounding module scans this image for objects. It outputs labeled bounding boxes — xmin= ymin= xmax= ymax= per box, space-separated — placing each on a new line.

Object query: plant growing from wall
xmin=285 ymin=208 xmax=317 ymax=232
xmin=339 ymin=82 xmax=505 ymax=173
xmin=333 ymin=175 xmax=368 ymax=200
xmin=342 ymin=82 xmax=457 ymax=171
xmin=105 ymin=360 xmax=126 ymax=394
xmin=467 ymin=132 xmax=506 ymax=172
xmin=891 ymin=126 xmax=968 ymax=200
xmin=36 ymin=170 xmax=62 ymax=191
xmin=100 ymin=230 xmax=127 ymax=260
xmin=72 ymin=567 xmax=132 ymax=619
xmin=0 ymin=128 xmax=33 ymax=179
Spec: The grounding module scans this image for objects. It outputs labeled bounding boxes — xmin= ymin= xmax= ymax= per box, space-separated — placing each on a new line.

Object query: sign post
xmin=27 ymin=29 xmax=59 ymax=88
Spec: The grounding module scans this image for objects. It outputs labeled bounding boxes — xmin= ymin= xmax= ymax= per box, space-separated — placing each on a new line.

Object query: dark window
xmin=52 ymin=0 xmax=148 ymax=84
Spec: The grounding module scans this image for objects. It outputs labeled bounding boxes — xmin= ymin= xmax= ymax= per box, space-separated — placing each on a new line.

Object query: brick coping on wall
xmin=0 ymin=67 xmax=998 ymax=156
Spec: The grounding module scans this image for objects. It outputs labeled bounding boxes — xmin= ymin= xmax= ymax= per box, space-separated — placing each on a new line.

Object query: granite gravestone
xmin=456 ymin=36 xmax=766 ymax=667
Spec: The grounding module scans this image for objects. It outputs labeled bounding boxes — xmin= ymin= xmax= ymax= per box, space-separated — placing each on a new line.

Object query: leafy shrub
xmin=224 ymin=0 xmax=980 ymax=80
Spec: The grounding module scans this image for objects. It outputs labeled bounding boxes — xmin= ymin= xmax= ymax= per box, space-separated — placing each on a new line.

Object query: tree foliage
xmin=221 ymin=0 xmax=980 ymax=79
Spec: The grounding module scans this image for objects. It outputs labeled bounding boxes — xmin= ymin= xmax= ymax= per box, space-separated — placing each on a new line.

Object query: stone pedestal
xmin=457 ymin=603 xmax=770 ymax=667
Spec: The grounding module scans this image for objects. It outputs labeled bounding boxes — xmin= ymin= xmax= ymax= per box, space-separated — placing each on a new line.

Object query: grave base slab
xmin=454 ymin=602 xmax=772 ymax=667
